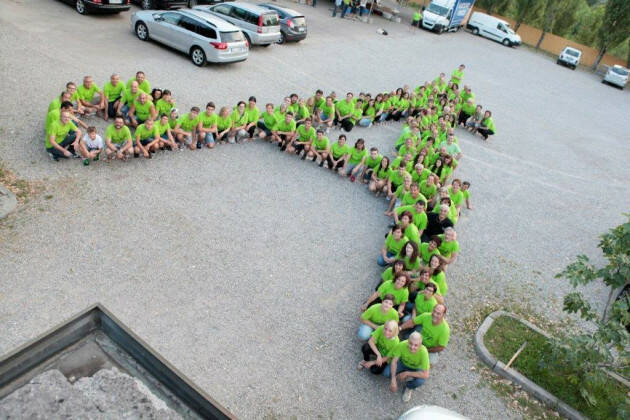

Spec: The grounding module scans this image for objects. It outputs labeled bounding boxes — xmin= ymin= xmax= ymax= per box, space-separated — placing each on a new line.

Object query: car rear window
xmin=262 ymin=13 xmax=279 ymax=26
xmin=565 ymin=49 xmax=580 ymax=57
xmin=292 ymin=16 xmax=306 ymax=26
xmin=220 ymin=31 xmax=245 ymax=42
xmin=612 ymin=67 xmax=629 ymax=76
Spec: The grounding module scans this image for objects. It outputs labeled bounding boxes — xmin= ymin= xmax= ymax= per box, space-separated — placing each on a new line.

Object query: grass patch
xmin=485 ymin=315 xmax=630 ymax=420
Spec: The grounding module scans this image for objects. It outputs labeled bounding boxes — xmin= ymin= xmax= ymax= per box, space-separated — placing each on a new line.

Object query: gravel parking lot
xmin=1 ymin=0 xmax=629 ymax=418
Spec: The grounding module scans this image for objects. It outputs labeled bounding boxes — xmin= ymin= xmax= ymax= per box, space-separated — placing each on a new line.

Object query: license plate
xmin=110 ymin=0 xmax=123 ymax=3
xmin=230 ymin=47 xmax=244 ymax=53
xmin=297 ymin=27 xmax=305 ymax=32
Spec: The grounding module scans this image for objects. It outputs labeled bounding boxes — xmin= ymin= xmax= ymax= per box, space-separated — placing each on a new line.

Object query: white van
xmin=466 ymin=12 xmax=521 ymax=47
xmin=557 ymin=46 xmax=581 ymax=70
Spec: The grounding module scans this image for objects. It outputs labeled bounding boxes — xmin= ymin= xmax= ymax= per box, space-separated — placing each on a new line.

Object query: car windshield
xmin=292 ymin=16 xmax=306 ymax=26
xmin=427 ymin=4 xmax=448 ymax=16
xmin=262 ymin=13 xmax=279 ymax=26
xmin=565 ymin=49 xmax=580 ymax=57
xmin=220 ymin=31 xmax=245 ymax=42
xmin=612 ymin=67 xmax=629 ymax=76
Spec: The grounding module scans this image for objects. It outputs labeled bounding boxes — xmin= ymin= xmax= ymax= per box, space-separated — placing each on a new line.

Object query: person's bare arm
xmin=427 ymin=346 xmax=445 ymax=353
xmin=360 ymin=291 xmax=380 ymax=311
xmin=359 ymin=316 xmax=378 ymax=330
xmin=389 ymin=356 xmax=399 ymax=392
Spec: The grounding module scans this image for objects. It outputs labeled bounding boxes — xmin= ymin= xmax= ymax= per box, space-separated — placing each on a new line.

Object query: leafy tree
xmin=592 ymin=0 xmax=630 ymax=69
xmin=476 ymin=0 xmax=511 ymax=16
xmin=535 ymin=0 xmax=562 ymax=49
xmin=552 ymin=0 xmax=584 ymax=37
xmin=553 ymin=215 xmax=630 ymax=408
xmin=512 ymin=0 xmax=545 ymax=31
xmin=572 ymin=4 xmax=605 ymax=47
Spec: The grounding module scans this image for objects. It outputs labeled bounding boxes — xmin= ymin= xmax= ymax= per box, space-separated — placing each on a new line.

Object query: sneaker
xmin=48 ymin=152 xmax=58 ymax=162
xmin=73 ymin=153 xmax=81 ymax=159
xmin=83 ymin=159 xmax=90 ymax=166
xmin=402 ymin=387 xmax=413 ymax=402
xmin=93 ymin=154 xmax=100 ymax=161
xmin=350 ymin=175 xmax=356 ymax=182
xmin=301 ymin=154 xmax=307 ymax=161
xmin=196 ymin=142 xmax=202 ymax=149
xmin=318 ymin=160 xmax=324 ymax=167
xmin=280 ymin=145 xmax=287 ymax=152
xmin=133 ymin=153 xmax=139 ymax=158
xmin=228 ymin=137 xmax=236 ymax=144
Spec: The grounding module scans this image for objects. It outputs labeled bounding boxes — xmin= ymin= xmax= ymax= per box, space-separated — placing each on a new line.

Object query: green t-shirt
xmin=402 ymin=192 xmax=427 ymax=207
xmin=403 ymin=224 xmax=420 ymax=246
xmin=412 ymin=168 xmax=431 ymax=184
xmin=388 ymin=169 xmax=408 ymax=187
xmin=313 ymin=95 xmax=325 ymax=110
xmin=103 ymin=81 xmax=124 ymax=102
xmin=320 ymin=103 xmax=334 ymax=118
xmin=330 ymin=142 xmax=351 ymax=159
xmin=216 ymin=115 xmax=232 ymax=131
xmin=348 ymin=147 xmax=367 ymax=165
xmin=385 ymin=233 xmax=408 ymax=255
xmin=395 ymin=205 xmax=427 ymax=230
xmin=483 ymin=117 xmax=496 ymax=134
xmin=177 ymin=114 xmax=200 ymax=132
xmin=156 ymin=121 xmax=169 ymax=136
xmin=393 ymin=340 xmax=430 ymax=370
xmin=198 ymin=112 xmax=218 ymax=129
xmin=371 ymin=325 xmax=400 ymax=358
xmin=361 ymin=304 xmax=399 ymax=325
xmin=126 ymin=78 xmax=151 ymax=94
xmin=431 ymin=271 xmax=448 ymax=295
xmin=448 ymin=187 xmax=464 ymax=207
xmin=413 ymin=11 xmax=421 ymax=21
xmin=230 ymin=110 xmax=248 ymax=126
xmin=296 ymin=125 xmax=315 ymax=142
xmin=381 ymin=266 xmax=398 ymax=282
xmin=437 ymin=234 xmax=459 ymax=258
xmin=245 ymin=105 xmax=260 ymax=123
xmin=77 ymin=84 xmax=100 ymax=102
xmin=275 ymin=119 xmax=296 ymax=133
xmin=451 ymin=68 xmax=464 ymax=84
xmin=336 ymin=100 xmax=353 ymax=117
xmin=365 ymin=154 xmax=383 ymax=169
xmin=135 ymin=123 xmax=157 ymax=141
xmin=155 ymin=99 xmax=174 ymax=117
xmin=105 ymin=124 xmax=132 ymax=144
xmin=312 ymin=136 xmax=329 ymax=150
xmin=415 ymin=293 xmax=438 ymax=315
xmin=376 ymin=167 xmax=390 ymax=180
xmin=403 ymin=254 xmax=421 ymax=272
xmin=120 ymin=88 xmax=141 ymax=106
xmin=48 ymin=98 xmax=61 ymax=113
xmin=297 ymin=105 xmax=310 ymax=120
xmin=261 ymin=111 xmax=278 ymax=130
xmin=377 ymin=280 xmax=409 ymax=305
xmin=45 ymin=109 xmax=60 ymax=133
xmin=419 ymin=180 xmax=438 ymax=199
xmin=413 ymin=313 xmax=450 ymax=348
xmin=46 ymin=120 xmax=77 ymax=149
xmin=462 ymin=189 xmax=470 ymax=200
xmin=133 ymin=99 xmax=153 ymax=121
xmin=419 ymin=242 xmax=440 ymax=264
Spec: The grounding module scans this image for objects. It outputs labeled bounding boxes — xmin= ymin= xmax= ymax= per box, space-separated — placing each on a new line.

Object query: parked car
xmin=187 ymin=0 xmax=231 ymax=5
xmin=398 ymin=405 xmax=468 ymax=420
xmin=556 ymin=46 xmax=581 ymax=70
xmin=132 ymin=0 xmax=187 ymax=10
xmin=602 ymin=65 xmax=629 ymax=89
xmin=466 ymin=12 xmax=521 ymax=47
xmin=131 ymin=9 xmax=249 ymax=66
xmin=59 ymin=0 xmax=130 ymax=15
xmin=194 ymin=2 xmax=280 ymax=46
xmin=258 ymin=3 xmax=306 ymax=44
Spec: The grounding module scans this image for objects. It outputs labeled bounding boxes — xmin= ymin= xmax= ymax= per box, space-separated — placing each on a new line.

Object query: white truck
xmin=466 ymin=11 xmax=521 ymax=47
xmin=421 ymin=0 xmax=476 ymax=34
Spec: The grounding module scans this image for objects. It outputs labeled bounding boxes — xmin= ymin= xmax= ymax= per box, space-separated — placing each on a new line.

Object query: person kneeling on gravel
xmin=384 ymin=331 xmax=430 ymax=402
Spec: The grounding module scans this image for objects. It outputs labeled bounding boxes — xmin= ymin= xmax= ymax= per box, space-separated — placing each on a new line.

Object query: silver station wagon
xmin=131 ymin=9 xmax=249 ymax=66
xmin=194 ymin=2 xmax=281 ymax=46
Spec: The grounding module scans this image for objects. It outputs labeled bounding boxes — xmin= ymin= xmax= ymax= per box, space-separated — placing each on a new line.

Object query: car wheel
xmin=188 ymin=0 xmax=198 ymax=6
xmin=75 ymin=0 xmax=87 ymax=14
xmin=556 ymin=59 xmax=560 ymax=65
xmin=472 ymin=27 xmax=479 ymax=35
xmin=136 ymin=22 xmax=149 ymax=41
xmin=141 ymin=0 xmax=152 ymax=10
xmin=276 ymin=32 xmax=285 ymax=45
xmin=190 ymin=47 xmax=206 ymax=67
xmin=243 ymin=33 xmax=252 ymax=46
xmin=502 ymin=38 xmax=511 ymax=47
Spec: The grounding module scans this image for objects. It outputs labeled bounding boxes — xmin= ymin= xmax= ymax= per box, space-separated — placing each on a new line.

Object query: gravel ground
xmin=1 ymin=0 xmax=629 ymax=419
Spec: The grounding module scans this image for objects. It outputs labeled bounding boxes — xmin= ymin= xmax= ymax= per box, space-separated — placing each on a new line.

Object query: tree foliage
xmin=512 ymin=0 xmax=545 ymax=31
xmin=552 ymin=215 xmax=630 ymax=408
xmin=593 ymin=0 xmax=630 ymax=67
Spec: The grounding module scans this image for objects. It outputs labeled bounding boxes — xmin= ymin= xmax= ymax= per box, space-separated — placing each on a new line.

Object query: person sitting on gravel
xmin=461 ymin=181 xmax=472 ymax=210
xmin=384 ymin=331 xmax=430 ymax=402
xmin=428 ymin=254 xmax=448 ymax=296
xmin=288 ymin=117 xmax=315 ymax=157
xmin=126 ymin=70 xmax=151 ymax=94
xmin=368 ymin=156 xmax=391 ymax=197
xmin=174 ymin=106 xmax=200 ymax=149
xmin=229 ymin=101 xmax=249 ymax=144
xmin=156 ymin=114 xmax=178 ymax=151
xmin=306 ymin=129 xmax=330 ymax=164
xmin=358 ymin=294 xmax=399 ymax=341
xmin=361 ymin=273 xmax=410 ymax=318
xmin=118 ymin=81 xmax=143 ymax=120
xmin=419 ymin=235 xmax=441 ymax=265
xmin=77 ymin=76 xmax=105 ymax=118
xmin=215 ymin=106 xmax=233 ymax=144
xmin=326 ymin=134 xmax=351 ymax=172
xmin=102 ymin=73 xmax=125 ymax=121
xmin=78 ymin=126 xmax=103 ymax=166
xmin=315 ymin=96 xmax=335 ymax=132
xmin=105 ymin=115 xmax=133 ymax=161
xmin=360 ymin=147 xmax=382 ymax=184
xmin=423 ymin=204 xmax=453 ymax=242
xmin=48 ymin=91 xmax=73 ymax=113
xmin=197 ymin=102 xmax=218 ymax=149
xmin=273 ymin=112 xmax=297 ymax=151
xmin=346 ymin=138 xmax=367 ymax=181
xmin=257 ymin=103 xmax=278 ymax=141
xmin=358 ymin=320 xmax=400 ymax=375
xmin=244 ymin=96 xmax=260 ymax=140
xmin=46 ymin=100 xmax=87 ymax=134
xmin=378 ymin=224 xmax=408 ymax=266
xmin=334 ymin=92 xmax=355 ymax=132
xmin=134 ymin=118 xmax=160 ymax=159
xmin=399 ymin=304 xmax=449 ymax=364
xmin=437 ymin=227 xmax=459 ymax=265
xmin=46 ymin=111 xmax=81 ymax=161
xmin=378 ymin=259 xmax=406 ymax=289
xmin=476 ymin=110 xmax=496 ymax=141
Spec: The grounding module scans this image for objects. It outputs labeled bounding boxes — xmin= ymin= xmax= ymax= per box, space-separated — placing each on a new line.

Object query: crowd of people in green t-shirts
xmin=44 ymin=68 xmax=484 ymax=402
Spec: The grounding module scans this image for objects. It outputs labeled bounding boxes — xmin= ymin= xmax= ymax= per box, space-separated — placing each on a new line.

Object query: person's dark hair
xmin=430 ymin=254 xmax=446 ymax=275
xmin=370 ymin=147 xmax=378 ymax=152
xmin=392 ymin=259 xmax=406 ymax=271
xmin=316 ymin=129 xmax=324 ymax=134
xmin=392 ymin=224 xmax=404 ymax=235
xmin=65 ymin=82 xmax=75 ymax=89
xmin=237 ymin=100 xmax=246 ymax=107
xmin=304 ymin=117 xmax=312 ymax=123
xmin=394 ymin=272 xmax=409 ymax=287
xmin=355 ymin=138 xmax=365 ymax=150
xmin=136 ymin=71 xmax=145 ymax=77
xmin=206 ymin=101 xmax=215 ymax=109
xmin=87 ymin=126 xmax=96 ymax=134
xmin=400 ymin=241 xmax=419 ymax=264
xmin=346 ymin=92 xmax=353 ymax=97
xmin=162 ymin=89 xmax=171 ymax=96
xmin=315 ymin=89 xmax=323 ymax=95
xmin=419 ymin=267 xmax=430 ymax=277
xmin=248 ymin=96 xmax=256 ymax=102
xmin=430 ymin=235 xmax=442 ymax=247
xmin=440 ymin=197 xmax=452 ymax=206
xmin=151 ymin=88 xmax=162 ymax=100
xmin=114 ymin=114 xmax=124 ymax=121
xmin=463 ymin=181 xmax=471 ymax=187
xmin=400 ymin=210 xmax=414 ymax=223
xmin=191 ymin=106 xmax=200 ymax=113
xmin=424 ymin=282 xmax=437 ymax=293
xmin=338 ymin=134 xmax=346 ymax=141
xmin=380 ymin=156 xmax=390 ymax=171
xmin=382 ymin=294 xmax=395 ymax=303
xmin=286 ymin=112 xmax=294 ymax=117
xmin=290 ymin=93 xmax=298 ymax=99
xmin=60 ymin=101 xmax=73 ymax=109
xmin=159 ymin=113 xmax=168 ymax=120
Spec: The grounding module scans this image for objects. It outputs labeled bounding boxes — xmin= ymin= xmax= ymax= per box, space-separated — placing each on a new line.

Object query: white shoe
xmin=228 ymin=137 xmax=236 ymax=144
xmin=402 ymin=387 xmax=413 ymax=402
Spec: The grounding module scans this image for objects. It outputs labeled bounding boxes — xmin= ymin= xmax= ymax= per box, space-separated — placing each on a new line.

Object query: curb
xmin=474 ymin=311 xmax=587 ymax=420
xmin=0 ymin=184 xmax=17 ymax=220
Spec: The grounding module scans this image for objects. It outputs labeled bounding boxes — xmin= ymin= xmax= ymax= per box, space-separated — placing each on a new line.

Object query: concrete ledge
xmin=0 ymin=185 xmax=17 ymax=220
xmin=474 ymin=311 xmax=587 ymax=420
